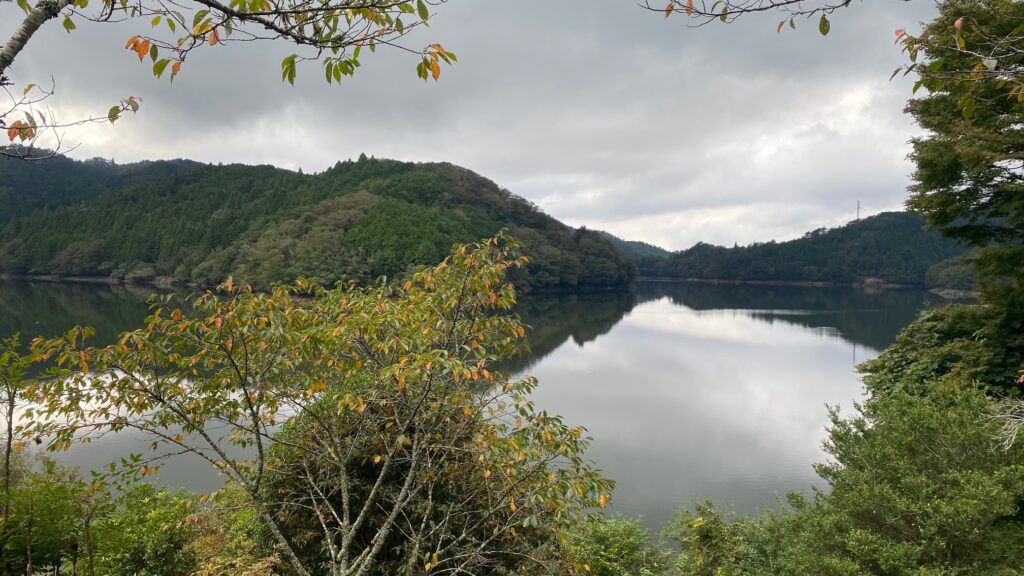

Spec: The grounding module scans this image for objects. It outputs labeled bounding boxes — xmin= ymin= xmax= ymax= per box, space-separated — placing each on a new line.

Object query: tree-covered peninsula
xmin=636 ymin=211 xmax=967 ymax=287
xmin=0 ymin=154 xmax=634 ymax=291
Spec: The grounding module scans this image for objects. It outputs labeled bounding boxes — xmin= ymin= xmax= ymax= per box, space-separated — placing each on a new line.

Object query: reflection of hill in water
xmin=0 ymin=281 xmax=160 ymax=345
xmin=635 ymin=282 xmax=945 ymax=352
xmin=506 ymin=282 xmax=943 ymax=373
xmin=501 ymin=291 xmax=636 ymax=374
xmin=0 ymin=280 xmax=941 ymax=376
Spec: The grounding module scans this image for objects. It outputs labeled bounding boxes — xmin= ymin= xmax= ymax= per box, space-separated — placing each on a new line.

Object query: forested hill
xmin=596 ymin=231 xmax=671 ymax=261
xmin=637 ymin=212 xmax=967 ymax=286
xmin=0 ymin=155 xmax=634 ymax=291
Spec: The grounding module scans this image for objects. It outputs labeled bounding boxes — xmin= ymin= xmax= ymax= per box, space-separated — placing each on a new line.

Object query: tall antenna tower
xmin=856 ymin=200 xmax=860 ymax=221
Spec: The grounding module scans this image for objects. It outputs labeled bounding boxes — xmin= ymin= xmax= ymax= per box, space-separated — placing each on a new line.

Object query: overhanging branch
xmin=0 ymin=0 xmax=75 ymax=78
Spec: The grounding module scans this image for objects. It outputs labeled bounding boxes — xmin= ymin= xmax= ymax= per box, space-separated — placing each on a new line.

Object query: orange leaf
xmin=664 ymin=1 xmax=673 ymax=17
xmin=208 ymin=28 xmax=219 ymax=46
xmin=430 ymin=58 xmax=440 ymax=81
xmin=685 ymin=0 xmax=693 ymax=16
xmin=125 ymin=35 xmax=139 ymax=49
xmin=777 ymin=20 xmax=785 ymax=33
xmin=134 ymin=39 xmax=151 ymax=61
xmin=954 ymin=16 xmax=964 ymax=29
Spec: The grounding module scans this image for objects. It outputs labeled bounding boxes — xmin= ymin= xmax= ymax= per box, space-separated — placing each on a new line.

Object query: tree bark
xmin=2 ymin=392 xmax=13 ymax=576
xmin=257 ymin=506 xmax=312 ymax=576
xmin=0 ymin=0 xmax=74 ymax=79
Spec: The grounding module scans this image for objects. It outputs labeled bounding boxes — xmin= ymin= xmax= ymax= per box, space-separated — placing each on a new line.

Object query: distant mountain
xmin=0 ymin=154 xmax=205 ymax=222
xmin=636 ymin=212 xmax=968 ymax=287
xmin=0 ymin=154 xmax=634 ymax=291
xmin=595 ymin=231 xmax=671 ymax=261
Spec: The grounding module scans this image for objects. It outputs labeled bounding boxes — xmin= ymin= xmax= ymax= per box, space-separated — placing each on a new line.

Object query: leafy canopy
xmin=25 ymin=234 xmax=612 ymax=576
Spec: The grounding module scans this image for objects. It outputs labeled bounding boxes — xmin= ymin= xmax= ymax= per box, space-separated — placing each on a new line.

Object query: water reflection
xmin=502 ymin=291 xmax=636 ymax=374
xmin=635 ymin=282 xmax=943 ymax=352
xmin=0 ymin=280 xmax=155 ymax=343
xmin=508 ymin=282 xmax=942 ymax=531
xmin=0 ymin=279 xmax=941 ymax=532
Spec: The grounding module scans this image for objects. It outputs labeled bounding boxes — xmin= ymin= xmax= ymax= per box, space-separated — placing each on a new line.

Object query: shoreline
xmin=0 ymin=273 xmax=188 ymax=290
xmin=0 ymin=273 xmax=632 ymax=295
xmin=2 ymin=273 xmax=976 ymax=300
xmin=635 ymin=276 xmax=923 ymax=290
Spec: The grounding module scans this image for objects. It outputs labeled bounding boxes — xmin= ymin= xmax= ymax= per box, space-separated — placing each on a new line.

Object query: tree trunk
xmin=257 ymin=506 xmax=312 ymax=576
xmin=0 ymin=0 xmax=74 ymax=78
xmin=2 ymin=392 xmax=14 ymax=576
xmin=25 ymin=495 xmax=32 ymax=576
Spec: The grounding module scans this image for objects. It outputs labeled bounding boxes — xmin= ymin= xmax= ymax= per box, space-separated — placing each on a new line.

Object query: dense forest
xmin=0 ymin=154 xmax=634 ymax=291
xmin=595 ymin=231 xmax=671 ymax=261
xmin=637 ymin=211 xmax=968 ymax=286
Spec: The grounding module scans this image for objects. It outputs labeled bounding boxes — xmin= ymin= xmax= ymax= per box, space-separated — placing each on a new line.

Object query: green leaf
xmin=281 ymin=54 xmax=298 ymax=85
xmin=416 ymin=0 xmax=429 ymax=21
xmin=962 ymin=100 xmax=974 ymax=119
xmin=153 ymin=59 xmax=170 ymax=78
xmin=107 ymin=106 xmax=121 ymax=124
xmin=818 ymin=14 xmax=830 ymax=36
xmin=62 ymin=15 xmax=76 ymax=32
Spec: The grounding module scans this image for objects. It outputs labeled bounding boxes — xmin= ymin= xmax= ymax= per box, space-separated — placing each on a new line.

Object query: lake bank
xmin=637 ymin=275 xmax=924 ymax=290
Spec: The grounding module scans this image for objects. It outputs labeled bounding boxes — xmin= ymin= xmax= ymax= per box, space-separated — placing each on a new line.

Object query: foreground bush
xmin=26 ymin=235 xmax=611 ymax=576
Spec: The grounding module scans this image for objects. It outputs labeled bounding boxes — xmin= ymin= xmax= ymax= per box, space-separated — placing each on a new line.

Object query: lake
xmin=0 ymin=279 xmax=943 ymax=532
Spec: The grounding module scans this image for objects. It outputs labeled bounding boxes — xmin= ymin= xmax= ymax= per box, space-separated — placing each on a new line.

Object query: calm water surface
xmin=0 ymin=279 xmax=943 ymax=531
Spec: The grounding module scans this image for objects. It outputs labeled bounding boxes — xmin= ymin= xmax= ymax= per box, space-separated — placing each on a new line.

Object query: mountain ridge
xmin=0 ymin=154 xmax=634 ymax=291
xmin=629 ymin=211 xmax=967 ymax=287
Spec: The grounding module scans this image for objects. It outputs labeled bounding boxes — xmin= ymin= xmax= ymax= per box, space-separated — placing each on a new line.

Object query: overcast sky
xmin=2 ymin=0 xmax=940 ymax=250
